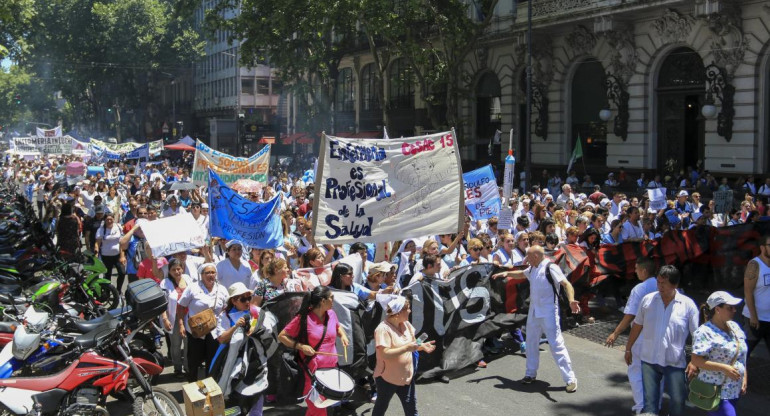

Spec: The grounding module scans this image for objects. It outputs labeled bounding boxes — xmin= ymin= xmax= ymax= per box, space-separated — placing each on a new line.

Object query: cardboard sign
xmin=312 ymin=131 xmax=464 ymax=244
xmin=140 ymin=213 xmax=206 ymax=258
xmin=713 ymin=190 xmax=734 ymax=214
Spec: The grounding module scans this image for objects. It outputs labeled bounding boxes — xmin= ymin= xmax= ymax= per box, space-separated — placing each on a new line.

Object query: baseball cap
xmin=678 ymin=190 xmax=689 ymax=197
xmin=706 ymin=291 xmax=742 ymax=309
xmin=370 ymin=261 xmax=395 ymax=274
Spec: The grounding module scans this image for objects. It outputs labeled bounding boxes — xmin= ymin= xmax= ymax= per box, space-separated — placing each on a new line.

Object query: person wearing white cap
xmin=624 ymin=265 xmax=699 ymax=416
xmin=371 ymin=295 xmax=435 ymax=416
xmin=675 ymin=190 xmax=693 ymax=227
xmin=217 ymin=240 xmax=257 ymax=291
xmin=742 ymin=234 xmax=770 ymax=358
xmin=690 ymin=291 xmax=747 ymax=416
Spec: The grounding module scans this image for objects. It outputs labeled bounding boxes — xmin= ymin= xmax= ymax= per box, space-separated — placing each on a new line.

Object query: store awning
xmin=259 ymin=136 xmax=276 ymax=144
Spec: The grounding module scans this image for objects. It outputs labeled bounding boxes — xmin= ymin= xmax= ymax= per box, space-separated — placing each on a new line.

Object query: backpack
xmin=132 ymin=238 xmax=148 ymax=270
xmin=544 ymin=263 xmax=579 ymax=330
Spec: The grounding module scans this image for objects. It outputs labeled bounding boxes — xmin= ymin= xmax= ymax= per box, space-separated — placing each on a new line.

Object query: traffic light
xmin=14 ymin=94 xmax=21 ymax=105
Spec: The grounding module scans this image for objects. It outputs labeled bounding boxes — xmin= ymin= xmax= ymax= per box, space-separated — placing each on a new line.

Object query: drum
xmin=312 ymin=368 xmax=355 ymax=401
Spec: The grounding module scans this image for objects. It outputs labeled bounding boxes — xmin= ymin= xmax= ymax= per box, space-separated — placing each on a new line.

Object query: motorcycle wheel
xmin=132 ymin=387 xmax=183 ymax=416
xmin=93 ymin=282 xmax=120 ymax=310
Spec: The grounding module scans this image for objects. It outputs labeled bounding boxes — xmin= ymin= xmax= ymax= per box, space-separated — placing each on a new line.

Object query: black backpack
xmin=544 ymin=264 xmax=579 ymax=330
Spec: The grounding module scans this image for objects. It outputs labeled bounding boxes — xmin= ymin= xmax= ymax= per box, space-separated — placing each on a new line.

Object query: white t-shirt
xmin=623 ymin=277 xmax=658 ymax=316
xmin=216 ymin=258 xmax=259 ymax=291
xmin=95 ymin=223 xmax=123 ymax=256
xmin=621 ymin=220 xmax=644 ymax=241
xmin=160 ymin=274 xmax=193 ymax=324
xmin=524 ymin=259 xmax=566 ymax=318
xmin=177 ymin=281 xmax=229 ymax=337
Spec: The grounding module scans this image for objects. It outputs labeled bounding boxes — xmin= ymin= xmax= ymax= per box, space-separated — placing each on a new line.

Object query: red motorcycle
xmin=0 ymin=318 xmax=181 ymax=416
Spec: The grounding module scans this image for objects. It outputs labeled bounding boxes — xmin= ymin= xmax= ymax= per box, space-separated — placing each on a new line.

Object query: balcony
xmin=512 ymin=0 xmax=669 ymax=26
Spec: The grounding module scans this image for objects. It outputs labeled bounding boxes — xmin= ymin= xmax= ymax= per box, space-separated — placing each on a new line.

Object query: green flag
xmin=566 ymin=134 xmax=583 ymax=173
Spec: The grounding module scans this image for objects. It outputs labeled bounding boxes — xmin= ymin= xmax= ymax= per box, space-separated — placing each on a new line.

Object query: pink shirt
xmin=373 ymin=320 xmax=416 ymax=386
xmin=137 ymin=257 xmax=169 ymax=283
xmin=284 ymin=309 xmax=340 ymax=372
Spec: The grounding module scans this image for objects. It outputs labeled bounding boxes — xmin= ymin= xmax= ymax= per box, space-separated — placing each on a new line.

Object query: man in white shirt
xmin=621 ymin=206 xmax=645 ymax=242
xmin=555 ymin=184 xmax=574 ymax=208
xmin=408 ymin=254 xmax=441 ymax=286
xmin=605 ymin=257 xmax=659 ymax=415
xmin=625 ymin=265 xmax=698 ymax=416
xmin=493 ymin=245 xmax=580 ymax=393
xmin=757 ymin=177 xmax=770 ymax=197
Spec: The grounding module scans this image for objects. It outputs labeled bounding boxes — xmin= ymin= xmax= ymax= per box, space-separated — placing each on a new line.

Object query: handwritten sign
xmin=11 ymin=137 xmax=37 ymax=153
xmin=192 ymin=140 xmax=270 ymax=186
xmin=713 ymin=190 xmax=734 ymax=214
xmin=312 ymin=131 xmax=464 ymax=244
xmin=648 ymin=187 xmax=668 ymax=211
xmin=140 ymin=213 xmax=206 ymax=258
xmin=463 ymin=165 xmax=500 ymax=220
xmin=207 ymin=169 xmax=284 ymax=249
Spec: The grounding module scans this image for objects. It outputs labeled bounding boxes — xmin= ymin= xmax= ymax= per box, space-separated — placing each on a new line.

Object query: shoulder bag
xmin=188 ymin=284 xmax=220 ymax=338
xmin=688 ymin=325 xmax=741 ymax=411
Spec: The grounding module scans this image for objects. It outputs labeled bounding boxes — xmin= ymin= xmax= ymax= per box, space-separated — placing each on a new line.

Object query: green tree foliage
xmin=0 ymin=66 xmax=33 ymax=128
xmin=359 ymin=0 xmax=499 ymax=136
xmin=0 ymin=0 xmax=36 ymax=58
xmin=207 ymin=0 xmax=360 ymax=133
xmin=23 ymin=0 xmax=204 ymax=138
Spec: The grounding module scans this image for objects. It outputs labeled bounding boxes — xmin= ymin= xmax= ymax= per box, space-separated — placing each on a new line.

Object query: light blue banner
xmin=207 ymin=169 xmax=284 ymax=249
xmin=125 ymin=143 xmax=150 ymax=160
xmin=462 ymin=165 xmax=500 ymax=220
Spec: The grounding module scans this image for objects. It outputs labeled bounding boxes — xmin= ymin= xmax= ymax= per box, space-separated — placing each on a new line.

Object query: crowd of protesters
xmin=2 ymin=151 xmax=768 ymax=416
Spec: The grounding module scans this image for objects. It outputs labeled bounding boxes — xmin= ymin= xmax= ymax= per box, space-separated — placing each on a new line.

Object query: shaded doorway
xmin=656 ymin=47 xmax=705 ymax=172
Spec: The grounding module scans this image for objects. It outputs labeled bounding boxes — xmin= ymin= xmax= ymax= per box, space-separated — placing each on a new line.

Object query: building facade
xmin=333 ymin=0 xmax=770 ymax=175
xmin=191 ymin=1 xmax=283 ymax=155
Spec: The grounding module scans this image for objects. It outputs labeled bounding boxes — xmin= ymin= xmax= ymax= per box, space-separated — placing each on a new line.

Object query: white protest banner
xmin=71 ymin=138 xmax=89 ymax=154
xmin=11 ymin=137 xmax=37 ymax=153
xmin=36 ymin=126 xmax=62 ymax=139
xmin=192 ymin=140 xmax=270 ymax=186
xmin=312 ymin=130 xmax=464 ymax=244
xmin=124 ymin=143 xmax=150 ymax=160
xmin=648 ymin=188 xmax=667 ymax=211
xmin=139 ymin=213 xmax=205 ymax=258
xmin=33 ymin=135 xmax=71 ymax=154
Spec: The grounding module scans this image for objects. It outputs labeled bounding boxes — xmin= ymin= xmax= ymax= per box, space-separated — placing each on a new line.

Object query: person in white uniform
xmin=743 ymin=233 xmax=770 ymax=358
xmin=624 ymin=266 xmax=699 ymax=416
xmin=216 ymin=240 xmax=258 ymax=290
xmin=493 ymin=245 xmax=580 ymax=392
xmin=604 ymin=257 xmax=659 ymax=414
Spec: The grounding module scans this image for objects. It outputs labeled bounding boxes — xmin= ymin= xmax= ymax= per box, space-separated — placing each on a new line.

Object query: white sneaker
xmin=566 ymin=381 xmax=578 ymax=393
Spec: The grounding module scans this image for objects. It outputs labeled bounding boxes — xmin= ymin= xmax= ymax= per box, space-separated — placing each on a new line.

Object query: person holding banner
xmin=278 ymin=286 xmax=350 ymax=416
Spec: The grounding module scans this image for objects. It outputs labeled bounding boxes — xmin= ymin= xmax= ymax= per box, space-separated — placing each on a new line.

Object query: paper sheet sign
xmin=140 ymin=213 xmax=206 ymax=258
xmin=648 ymin=188 xmax=668 ymax=211
xmin=312 ymin=131 xmax=465 ymax=244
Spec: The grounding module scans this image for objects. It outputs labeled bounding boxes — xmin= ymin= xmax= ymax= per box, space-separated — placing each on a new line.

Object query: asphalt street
xmin=106 ymin=333 xmax=770 ymax=416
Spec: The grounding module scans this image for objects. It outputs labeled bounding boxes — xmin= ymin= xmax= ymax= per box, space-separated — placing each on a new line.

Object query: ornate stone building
xmin=334 ymin=0 xmax=770 ymax=174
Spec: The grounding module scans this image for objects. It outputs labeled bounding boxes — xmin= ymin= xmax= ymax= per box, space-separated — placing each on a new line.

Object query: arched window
xmin=361 ymin=64 xmax=380 ymax=112
xmin=389 ymin=58 xmax=414 ymax=110
xmin=335 ymin=68 xmax=355 ymax=113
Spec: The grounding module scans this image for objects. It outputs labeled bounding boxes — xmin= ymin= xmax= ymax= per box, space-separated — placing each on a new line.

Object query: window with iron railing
xmin=361 ymin=64 xmax=380 ymax=112
xmin=389 ymin=58 xmax=415 ymax=110
xmin=336 ymin=68 xmax=356 ymax=113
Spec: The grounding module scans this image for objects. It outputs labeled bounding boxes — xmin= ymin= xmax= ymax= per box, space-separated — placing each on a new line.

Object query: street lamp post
xmin=526 ymin=0 xmax=533 ymax=191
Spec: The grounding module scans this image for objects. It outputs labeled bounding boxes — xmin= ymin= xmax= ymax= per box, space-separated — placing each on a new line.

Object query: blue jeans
xmin=641 ymin=361 xmax=687 ymax=416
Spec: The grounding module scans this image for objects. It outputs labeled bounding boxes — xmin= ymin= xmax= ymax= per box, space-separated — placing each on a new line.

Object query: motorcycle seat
xmin=0 ymin=284 xmax=21 ymax=296
xmin=63 ymin=313 xmax=115 ymax=334
xmin=74 ymin=319 xmax=118 ymax=350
